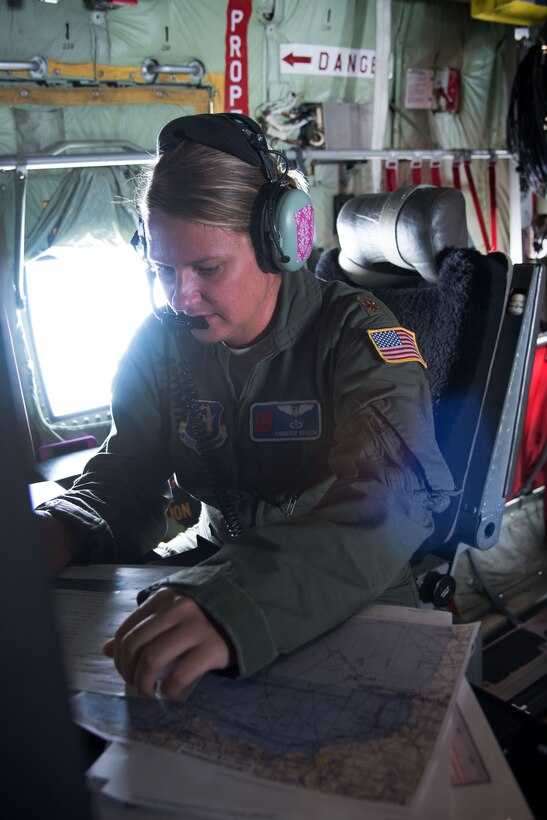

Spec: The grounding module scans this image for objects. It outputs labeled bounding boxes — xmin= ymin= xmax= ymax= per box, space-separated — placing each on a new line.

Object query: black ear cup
xmin=251 ymin=183 xmax=315 ymax=273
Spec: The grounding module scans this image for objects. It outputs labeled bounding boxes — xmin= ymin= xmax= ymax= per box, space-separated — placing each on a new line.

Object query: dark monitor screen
xmin=0 ymin=296 xmax=93 ymax=818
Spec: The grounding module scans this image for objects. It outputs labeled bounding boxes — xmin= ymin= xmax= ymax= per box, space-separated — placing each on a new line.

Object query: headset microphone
xmin=159 ymin=308 xmax=209 ymax=331
xmin=149 ymin=286 xmax=210 ymax=331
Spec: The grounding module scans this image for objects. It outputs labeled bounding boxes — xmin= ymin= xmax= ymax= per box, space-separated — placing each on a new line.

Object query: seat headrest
xmin=337 ymin=185 xmax=469 ymax=286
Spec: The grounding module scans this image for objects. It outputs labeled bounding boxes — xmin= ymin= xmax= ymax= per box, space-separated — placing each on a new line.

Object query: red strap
xmin=464 ymin=158 xmax=491 ymax=251
xmin=430 ymin=158 xmax=441 ymax=187
xmin=452 ymin=156 xmax=462 ymax=190
xmin=411 ymin=158 xmax=422 ymax=186
xmin=385 ymin=159 xmax=398 ymax=192
xmin=488 ymin=156 xmax=498 ymax=252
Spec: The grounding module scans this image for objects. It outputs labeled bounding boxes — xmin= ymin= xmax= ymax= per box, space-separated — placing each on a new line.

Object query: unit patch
xmin=367 ymin=326 xmax=427 ymax=367
xmin=250 ymin=401 xmax=321 ymax=441
xmin=178 ymin=400 xmax=228 ymax=452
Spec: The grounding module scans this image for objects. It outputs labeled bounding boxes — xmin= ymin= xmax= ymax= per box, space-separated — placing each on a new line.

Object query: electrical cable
xmin=488 ymin=156 xmax=498 ymax=252
xmin=132 ymin=221 xmax=244 ymax=541
xmin=506 ymin=43 xmax=547 ymax=196
xmin=170 ymin=330 xmax=244 ymax=541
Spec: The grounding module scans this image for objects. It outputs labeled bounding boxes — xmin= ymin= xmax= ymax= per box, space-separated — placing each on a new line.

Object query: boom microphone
xmin=153 ymin=304 xmax=209 ymax=330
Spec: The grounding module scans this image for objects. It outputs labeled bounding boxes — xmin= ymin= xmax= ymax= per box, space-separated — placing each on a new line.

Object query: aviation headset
xmin=134 ymin=112 xmax=314 ymax=276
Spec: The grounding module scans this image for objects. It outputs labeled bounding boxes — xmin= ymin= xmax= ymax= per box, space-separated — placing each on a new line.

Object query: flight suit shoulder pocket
xmin=344 ymin=404 xmax=399 ymax=462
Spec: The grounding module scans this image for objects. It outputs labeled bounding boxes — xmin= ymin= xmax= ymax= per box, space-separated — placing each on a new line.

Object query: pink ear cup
xmin=295 ymin=204 xmax=314 ymax=263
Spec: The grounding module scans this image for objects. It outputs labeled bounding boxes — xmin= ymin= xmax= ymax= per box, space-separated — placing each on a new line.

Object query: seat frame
xmin=316 ymin=243 xmax=546 ymax=601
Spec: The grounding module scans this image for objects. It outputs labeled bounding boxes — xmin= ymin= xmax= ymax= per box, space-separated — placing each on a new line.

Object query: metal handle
xmin=141 ymin=57 xmax=205 ymax=83
xmin=0 ymin=56 xmax=47 ymax=79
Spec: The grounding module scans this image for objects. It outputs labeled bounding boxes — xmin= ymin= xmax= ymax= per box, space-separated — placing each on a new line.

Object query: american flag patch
xmin=367 ymin=327 xmax=427 ymax=367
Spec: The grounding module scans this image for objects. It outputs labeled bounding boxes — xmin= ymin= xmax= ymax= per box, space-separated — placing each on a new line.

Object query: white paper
xmin=446 ymin=678 xmax=533 ymax=818
xmin=54 ymin=564 xmax=184 ymax=696
xmin=71 ymin=603 xmax=478 ymax=814
xmin=86 ymin=680 xmax=533 ymax=820
xmin=57 ymin=566 xmax=530 ymax=819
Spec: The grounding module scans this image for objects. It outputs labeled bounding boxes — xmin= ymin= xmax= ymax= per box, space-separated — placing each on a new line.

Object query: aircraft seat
xmin=315 ymin=184 xmax=546 ymax=606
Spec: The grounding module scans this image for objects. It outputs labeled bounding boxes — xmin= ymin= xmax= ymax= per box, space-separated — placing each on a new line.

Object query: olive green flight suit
xmin=41 ymin=269 xmax=454 ymax=676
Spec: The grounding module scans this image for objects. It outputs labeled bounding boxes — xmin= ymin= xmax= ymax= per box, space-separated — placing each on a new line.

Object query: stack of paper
xmin=55 ymin=566 xmax=533 ymax=820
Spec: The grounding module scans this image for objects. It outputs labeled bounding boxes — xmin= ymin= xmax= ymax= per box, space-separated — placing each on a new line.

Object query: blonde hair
xmin=137 ymin=140 xmax=308 ymax=236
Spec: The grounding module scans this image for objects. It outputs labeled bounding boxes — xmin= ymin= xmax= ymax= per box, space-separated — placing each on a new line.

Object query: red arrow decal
xmin=283 ymin=52 xmax=312 ymax=67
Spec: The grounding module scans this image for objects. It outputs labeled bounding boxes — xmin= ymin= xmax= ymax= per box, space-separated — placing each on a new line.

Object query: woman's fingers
xmin=114 ymin=590 xmax=194 ymax=685
xmin=159 ymin=642 xmax=231 ymax=699
xmin=133 ymin=623 xmax=232 ymax=697
xmin=102 ymin=637 xmax=115 ymax=657
xmin=102 ymin=587 xmax=233 ymax=696
xmin=102 ymin=588 xmax=175 ymax=666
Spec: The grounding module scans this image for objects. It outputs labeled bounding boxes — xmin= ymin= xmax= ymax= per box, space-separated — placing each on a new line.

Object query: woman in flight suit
xmin=36 ymin=113 xmax=454 ymax=697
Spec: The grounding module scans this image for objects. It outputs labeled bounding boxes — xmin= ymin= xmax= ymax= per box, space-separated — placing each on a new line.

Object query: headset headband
xmin=156 ymin=113 xmax=278 ymax=181
xmin=150 ymin=113 xmax=313 ymax=275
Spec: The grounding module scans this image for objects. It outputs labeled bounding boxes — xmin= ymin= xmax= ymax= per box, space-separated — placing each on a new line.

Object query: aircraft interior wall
xmin=0 ymin=0 xmax=543 ymax=450
xmin=0 ymin=1 xmax=516 ymax=249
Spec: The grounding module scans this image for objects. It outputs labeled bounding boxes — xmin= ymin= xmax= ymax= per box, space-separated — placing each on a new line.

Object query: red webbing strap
xmin=452 ymin=155 xmax=462 ymax=190
xmin=488 ymin=156 xmax=498 ymax=251
xmin=430 ymin=157 xmax=442 ymax=187
xmin=464 ymin=157 xmax=491 ymax=251
xmin=411 ymin=157 xmax=422 ymax=186
xmin=385 ymin=158 xmax=398 ymax=192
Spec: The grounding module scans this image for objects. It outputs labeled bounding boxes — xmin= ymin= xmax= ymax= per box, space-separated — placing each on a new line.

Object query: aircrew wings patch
xmin=367 ymin=326 xmax=427 ymax=368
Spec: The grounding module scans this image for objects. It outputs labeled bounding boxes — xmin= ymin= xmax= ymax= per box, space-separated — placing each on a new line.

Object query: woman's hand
xmin=103 ymin=587 xmax=234 ymax=698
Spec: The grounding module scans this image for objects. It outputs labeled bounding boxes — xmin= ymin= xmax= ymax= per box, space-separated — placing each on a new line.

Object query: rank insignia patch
xmin=367 ymin=327 xmax=427 ymax=367
xmin=250 ymin=401 xmax=321 ymax=441
xmin=357 ymin=297 xmax=381 ymax=316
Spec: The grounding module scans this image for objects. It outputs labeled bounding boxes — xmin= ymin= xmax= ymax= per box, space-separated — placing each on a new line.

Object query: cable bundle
xmin=172 ymin=334 xmax=244 ymax=541
xmin=506 ymin=43 xmax=547 ymax=195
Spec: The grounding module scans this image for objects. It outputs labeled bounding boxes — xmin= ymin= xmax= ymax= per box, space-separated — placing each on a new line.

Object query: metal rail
xmin=0 ymin=151 xmax=153 ymax=171
xmin=0 ymin=56 xmax=47 ymax=79
xmin=0 ymin=54 xmax=206 ymax=84
xmin=287 ymin=148 xmax=513 ymax=163
xmin=0 ymin=147 xmax=514 ymax=172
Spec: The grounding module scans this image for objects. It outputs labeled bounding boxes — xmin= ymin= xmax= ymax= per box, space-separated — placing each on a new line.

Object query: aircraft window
xmin=25 ymin=244 xmax=160 ymax=419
